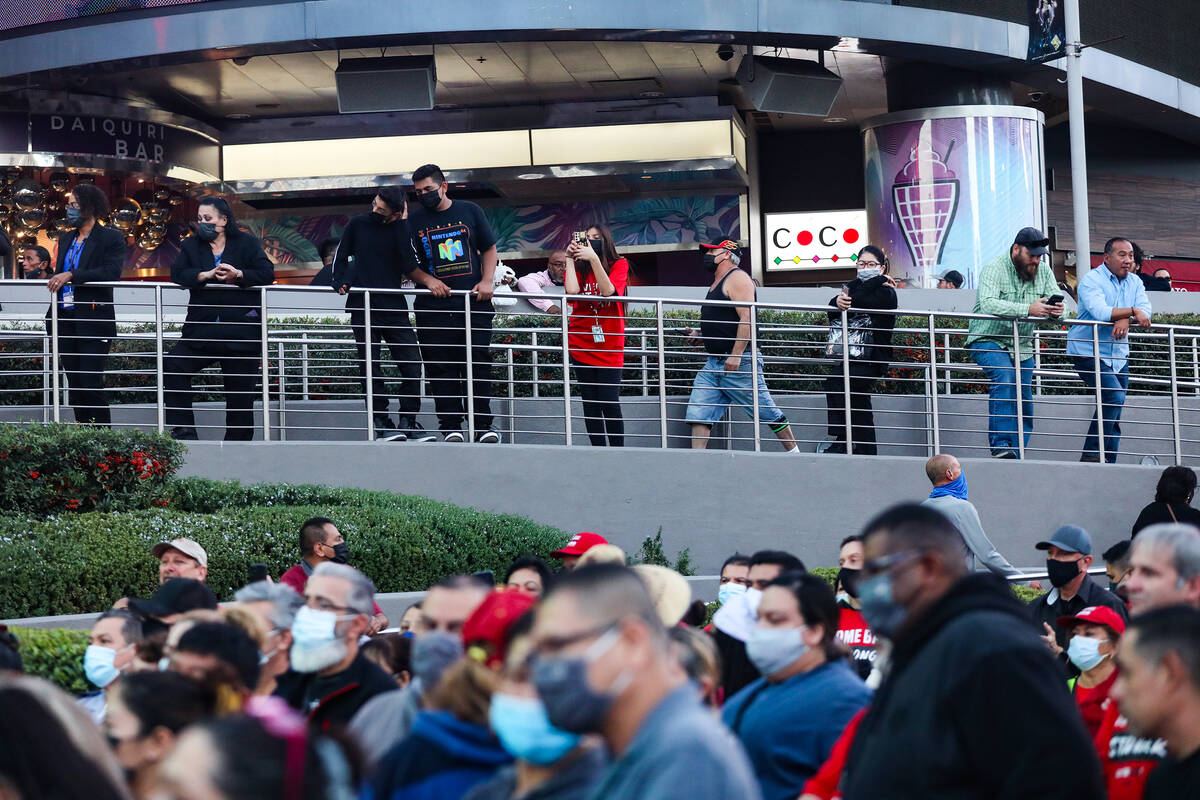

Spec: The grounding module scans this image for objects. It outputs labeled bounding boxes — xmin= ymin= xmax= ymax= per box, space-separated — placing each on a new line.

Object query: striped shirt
xmin=965 ymin=250 xmax=1061 ymax=358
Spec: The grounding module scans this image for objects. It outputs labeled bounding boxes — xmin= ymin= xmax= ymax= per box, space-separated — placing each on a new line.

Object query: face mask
xmin=258 ymin=647 xmax=278 ymax=667
xmin=532 ymin=627 xmax=630 ymax=734
xmin=836 ymin=592 xmax=851 ymax=605
xmin=746 ymin=626 xmax=809 ymax=676
xmin=744 ymin=587 xmax=763 ymax=617
xmin=1067 ymin=635 xmax=1109 ymax=671
xmin=488 ymin=692 xmax=581 ymax=765
xmin=330 ymin=542 xmax=350 ymax=565
xmin=194 ymin=222 xmax=219 ymax=243
xmin=416 ymin=190 xmax=442 ymax=212
xmin=718 ymin=582 xmax=747 ymax=606
xmin=858 ymin=573 xmax=907 ymax=640
xmin=369 ymin=211 xmax=387 ymax=224
xmin=838 ymin=567 xmax=862 ymax=599
xmin=65 ymin=207 xmax=82 ymax=226
xmin=703 ymin=252 xmax=720 ymax=273
xmin=857 ymin=267 xmax=883 ymax=281
xmin=1047 ymin=558 xmax=1082 ymax=589
xmin=289 ymin=606 xmax=349 ymax=674
xmin=84 ymin=644 xmax=124 ymax=688
xmin=158 ymin=656 xmax=170 ymax=672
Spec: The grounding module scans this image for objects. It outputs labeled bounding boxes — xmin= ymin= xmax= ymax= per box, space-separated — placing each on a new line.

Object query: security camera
xmin=1028 ymin=91 xmax=1045 ymax=102
xmin=717 ymin=44 xmax=735 ymax=62
xmin=232 ymin=56 xmax=251 ymax=66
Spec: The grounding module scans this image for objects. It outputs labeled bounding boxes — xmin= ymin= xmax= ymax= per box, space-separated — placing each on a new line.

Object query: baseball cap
xmin=151 ymin=538 xmax=208 ymax=568
xmin=1056 ymin=605 xmax=1126 ymax=636
xmin=700 ymin=239 xmax=740 ymax=253
xmin=937 ymin=269 xmax=964 ymax=288
xmin=552 ymin=531 xmax=609 ymax=558
xmin=1036 ymin=525 xmax=1093 ymax=556
xmin=461 ymin=589 xmax=536 ymax=667
xmin=1013 ymin=227 xmax=1051 ymax=256
xmin=129 ymin=578 xmax=218 ymax=619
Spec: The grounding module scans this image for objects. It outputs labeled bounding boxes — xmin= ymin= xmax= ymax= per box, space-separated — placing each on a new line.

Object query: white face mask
xmin=745 ymin=587 xmax=764 ymax=617
xmin=857 ymin=267 xmax=883 ymax=281
xmin=745 ymin=626 xmax=810 ymax=676
xmin=718 ymin=583 xmax=747 ymax=606
xmin=289 ymin=606 xmax=350 ymax=673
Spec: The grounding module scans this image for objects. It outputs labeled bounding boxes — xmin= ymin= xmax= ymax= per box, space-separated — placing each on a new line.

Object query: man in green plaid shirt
xmin=966 ymin=227 xmax=1065 ymax=458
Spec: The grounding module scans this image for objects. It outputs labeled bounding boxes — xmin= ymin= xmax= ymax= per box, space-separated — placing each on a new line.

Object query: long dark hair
xmin=1156 ymin=466 xmax=1197 ymax=505
xmin=766 ymin=570 xmax=850 ymax=662
xmin=114 ymin=670 xmax=218 ymax=737
xmin=197 ymin=196 xmax=241 ymax=238
xmin=586 ymin=224 xmax=622 ymax=272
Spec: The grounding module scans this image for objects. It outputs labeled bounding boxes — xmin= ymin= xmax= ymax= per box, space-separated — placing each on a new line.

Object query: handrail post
xmin=154 ymin=285 xmax=165 ymax=433
xmin=656 ymin=300 xmax=668 ymax=448
xmin=1034 ymin=331 xmax=1043 ymax=394
xmin=1170 ymin=327 xmax=1183 ymax=465
xmin=641 ymin=330 xmax=649 ymax=397
xmin=1092 ymin=323 xmax=1105 ymax=463
xmin=260 ymin=287 xmax=271 ymax=441
xmin=943 ymin=331 xmax=952 ymax=395
xmin=750 ymin=300 xmax=761 ymax=452
xmin=41 ymin=335 xmax=50 ymax=423
xmin=506 ymin=344 xmax=516 ymax=443
xmin=363 ymin=290 xmax=374 ymax=440
xmin=1013 ymin=320 xmax=1025 ymax=459
xmin=1192 ymin=335 xmax=1198 ymax=397
xmin=50 ymin=293 xmax=60 ymax=422
xmin=277 ymin=340 xmax=288 ymax=441
xmin=841 ymin=308 xmax=852 ymax=454
xmin=301 ymin=332 xmax=310 ymax=401
xmin=531 ymin=330 xmax=540 ymax=398
xmin=561 ymin=300 xmax=572 ymax=446
xmin=928 ymin=314 xmax=941 ymax=454
xmin=464 ymin=291 xmax=475 ymax=442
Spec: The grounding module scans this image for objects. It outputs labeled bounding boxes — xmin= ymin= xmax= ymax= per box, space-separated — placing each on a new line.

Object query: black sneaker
xmin=991 ymin=450 xmax=1018 ymax=459
xmin=373 ymin=416 xmax=407 ymax=442
xmin=442 ymin=429 xmax=466 ymax=443
xmin=400 ymin=419 xmax=439 ymax=442
xmin=474 ymin=428 xmax=501 ymax=444
xmin=170 ymin=426 xmax=199 ymax=441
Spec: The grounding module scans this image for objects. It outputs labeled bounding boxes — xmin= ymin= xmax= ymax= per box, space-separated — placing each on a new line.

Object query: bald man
xmin=920 ymin=454 xmax=1025 ymax=578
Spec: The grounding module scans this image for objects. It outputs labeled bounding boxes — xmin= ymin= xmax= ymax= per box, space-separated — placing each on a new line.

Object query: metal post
xmin=840 ymin=308 xmax=852 ymax=453
xmin=560 ymin=301 xmax=572 ymax=446
xmin=463 ymin=291 xmax=475 ymax=441
xmin=1170 ymin=327 xmax=1183 ymax=464
xmin=154 ymin=285 xmax=165 ymax=433
xmin=1065 ymin=0 xmax=1092 ymax=279
xmin=260 ymin=288 xmax=271 ymax=441
xmin=1034 ymin=331 xmax=1043 ymax=394
xmin=1192 ymin=335 xmax=1198 ymax=397
xmin=1013 ymin=320 xmax=1025 ymax=459
xmin=531 ymin=330 xmax=540 ymax=398
xmin=277 ymin=341 xmax=288 ymax=442
xmin=943 ymin=331 xmax=953 ymax=395
xmin=506 ymin=345 xmax=516 ymax=443
xmin=301 ymin=332 xmax=310 ymax=400
xmin=363 ymin=291 xmax=374 ymax=440
xmin=1092 ymin=323 xmax=1105 ymax=463
xmin=41 ymin=335 xmax=50 ymax=423
xmin=928 ymin=315 xmax=941 ymax=453
xmin=50 ymin=294 xmax=60 ymax=422
xmin=641 ymin=330 xmax=649 ymax=397
xmin=656 ymin=300 xmax=668 ymax=448
xmin=749 ymin=302 xmax=761 ymax=452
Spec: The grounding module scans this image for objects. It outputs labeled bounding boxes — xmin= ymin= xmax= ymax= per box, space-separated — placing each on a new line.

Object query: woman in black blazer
xmin=164 ymin=197 xmax=274 ymax=441
xmin=45 ymin=183 xmax=125 ymax=426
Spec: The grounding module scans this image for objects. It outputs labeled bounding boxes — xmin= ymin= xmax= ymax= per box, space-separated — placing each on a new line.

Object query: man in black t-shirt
xmin=407 ymin=163 xmax=501 ymax=443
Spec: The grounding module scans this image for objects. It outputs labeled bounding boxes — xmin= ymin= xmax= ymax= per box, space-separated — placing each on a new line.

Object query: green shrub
xmin=0 ymin=424 xmax=183 ymax=516
xmin=630 ymin=528 xmax=695 ymax=576
xmin=10 ymin=627 xmax=89 ymax=694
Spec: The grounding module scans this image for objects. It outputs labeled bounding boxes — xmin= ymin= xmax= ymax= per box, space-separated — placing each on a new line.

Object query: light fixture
xmin=517 ymin=173 xmax=544 ymax=180
xmin=824 ymin=116 xmax=848 ymax=123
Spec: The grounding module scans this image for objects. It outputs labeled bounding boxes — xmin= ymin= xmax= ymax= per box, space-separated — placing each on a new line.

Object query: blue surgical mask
xmin=1067 ymin=635 xmax=1109 ymax=672
xmin=158 ymin=656 xmax=171 ymax=672
xmin=745 ymin=626 xmax=809 ymax=676
xmin=84 ymin=644 xmax=125 ymax=688
xmin=857 ymin=267 xmax=883 ymax=281
xmin=65 ymin=206 xmax=82 ymax=226
xmin=489 ymin=692 xmax=581 ymax=764
xmin=718 ymin=582 xmax=747 ymax=606
xmin=858 ymin=573 xmax=907 ymax=640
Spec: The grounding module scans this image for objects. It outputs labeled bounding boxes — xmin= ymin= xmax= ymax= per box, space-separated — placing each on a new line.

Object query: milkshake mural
xmin=863 ymin=108 xmax=1046 ymax=289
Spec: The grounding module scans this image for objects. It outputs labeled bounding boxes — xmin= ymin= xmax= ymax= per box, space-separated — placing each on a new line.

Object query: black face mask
xmin=1046 ymin=558 xmax=1081 ymax=588
xmin=369 ymin=211 xmax=387 ymax=224
xmin=330 ymin=542 xmax=350 ymax=565
xmin=838 ymin=567 xmax=862 ymax=599
xmin=702 ymin=252 xmax=720 ymax=273
xmin=416 ymin=190 xmax=442 ymax=212
xmin=195 ymin=222 xmax=219 ymax=243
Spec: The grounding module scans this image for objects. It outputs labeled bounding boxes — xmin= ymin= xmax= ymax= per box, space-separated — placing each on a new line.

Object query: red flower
xmin=28 ymin=471 xmax=38 ymax=479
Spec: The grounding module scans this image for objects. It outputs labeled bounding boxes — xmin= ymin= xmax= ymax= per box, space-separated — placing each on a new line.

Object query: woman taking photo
xmin=45 ymin=183 xmax=125 ymax=427
xmin=164 ymin=197 xmax=274 ymax=441
xmin=564 ymin=225 xmax=628 ymax=447
xmin=721 ymin=571 xmax=871 ymax=800
xmin=823 ymin=244 xmax=897 ymax=455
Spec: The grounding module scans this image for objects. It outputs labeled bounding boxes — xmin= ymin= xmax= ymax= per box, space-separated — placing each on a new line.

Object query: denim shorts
xmin=685 ymin=354 xmax=787 ymax=426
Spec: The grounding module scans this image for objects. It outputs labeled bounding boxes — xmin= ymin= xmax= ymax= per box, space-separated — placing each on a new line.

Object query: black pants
xmin=349 ymin=307 xmax=421 ymax=417
xmin=164 ymin=340 xmax=260 ymax=441
xmin=413 ymin=298 xmax=493 ymax=431
xmin=824 ymin=361 xmax=883 ymax=455
xmin=58 ymin=322 xmax=111 ymax=426
xmin=571 ymin=359 xmax=625 ymax=447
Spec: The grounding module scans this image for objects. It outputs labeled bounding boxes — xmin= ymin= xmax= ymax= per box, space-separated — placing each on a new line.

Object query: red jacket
xmin=279 ymin=563 xmax=383 ymax=616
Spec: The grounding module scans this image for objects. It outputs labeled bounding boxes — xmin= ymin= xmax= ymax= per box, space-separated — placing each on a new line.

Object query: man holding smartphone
xmin=965 ymin=227 xmax=1064 ymax=458
xmin=1066 ymin=237 xmax=1151 ymax=463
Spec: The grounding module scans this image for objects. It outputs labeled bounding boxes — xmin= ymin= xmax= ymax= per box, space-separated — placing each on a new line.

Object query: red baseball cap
xmin=461 ymin=589 xmax=536 ymax=667
xmin=552 ymin=531 xmax=608 ymax=557
xmin=700 ymin=239 xmax=740 ymax=253
xmin=1057 ymin=605 xmax=1126 ymax=636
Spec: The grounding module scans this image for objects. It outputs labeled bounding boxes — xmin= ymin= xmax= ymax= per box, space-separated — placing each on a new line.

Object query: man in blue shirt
xmin=1066 ymin=237 xmax=1152 ymax=463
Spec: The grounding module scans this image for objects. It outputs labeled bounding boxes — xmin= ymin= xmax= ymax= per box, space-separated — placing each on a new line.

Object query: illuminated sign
xmin=764 ymin=210 xmax=868 ymax=271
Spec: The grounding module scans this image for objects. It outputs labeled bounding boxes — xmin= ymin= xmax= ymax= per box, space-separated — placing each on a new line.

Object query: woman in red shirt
xmin=1058 ymin=605 xmax=1125 ymax=739
xmin=564 ymin=225 xmax=629 ymax=447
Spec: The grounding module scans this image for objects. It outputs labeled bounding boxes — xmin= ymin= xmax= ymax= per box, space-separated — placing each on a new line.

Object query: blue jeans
xmin=1071 ymin=357 xmax=1129 ymax=463
xmin=685 ymin=354 xmax=787 ymax=427
xmin=970 ymin=341 xmax=1034 ymax=457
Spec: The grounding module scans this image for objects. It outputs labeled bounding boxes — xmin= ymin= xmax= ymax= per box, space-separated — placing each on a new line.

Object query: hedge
xmin=10 ymin=627 xmax=88 ymax=695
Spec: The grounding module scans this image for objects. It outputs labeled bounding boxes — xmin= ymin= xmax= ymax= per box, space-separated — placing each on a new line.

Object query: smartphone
xmin=1048 ymin=294 xmax=1064 ymax=305
xmin=572 ymin=231 xmax=588 ymax=246
xmin=248 ymin=562 xmax=269 ymax=583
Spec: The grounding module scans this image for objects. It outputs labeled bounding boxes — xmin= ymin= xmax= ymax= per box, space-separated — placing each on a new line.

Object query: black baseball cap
xmin=129 ymin=578 xmax=218 ymax=618
xmin=938 ymin=269 xmax=965 ymax=288
xmin=1014 ymin=227 xmax=1051 ymax=256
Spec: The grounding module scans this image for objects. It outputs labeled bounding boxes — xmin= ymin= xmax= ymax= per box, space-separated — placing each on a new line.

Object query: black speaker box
xmin=335 ymin=55 xmax=436 ymax=114
xmin=735 ymin=55 xmax=843 ymax=116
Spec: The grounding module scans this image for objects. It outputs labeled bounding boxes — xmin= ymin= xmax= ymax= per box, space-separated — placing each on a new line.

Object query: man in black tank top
xmin=683 ymin=240 xmax=798 ymax=452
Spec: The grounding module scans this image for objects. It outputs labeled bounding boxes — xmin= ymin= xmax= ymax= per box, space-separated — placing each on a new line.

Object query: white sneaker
xmin=442 ymin=430 xmax=466 ymax=443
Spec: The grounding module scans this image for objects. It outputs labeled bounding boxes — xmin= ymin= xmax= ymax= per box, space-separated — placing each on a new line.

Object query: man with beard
xmin=274 ymin=563 xmax=396 ymax=730
xmin=683 ymin=239 xmax=798 ymax=452
xmin=515 ymin=250 xmax=569 ymax=316
xmin=965 ymin=227 xmax=1064 ymax=458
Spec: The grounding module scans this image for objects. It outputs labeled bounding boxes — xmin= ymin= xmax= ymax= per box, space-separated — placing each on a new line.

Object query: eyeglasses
xmin=857 ymin=260 xmax=882 ymax=268
xmin=304 ymin=596 xmax=353 ymax=614
xmin=861 ymin=549 xmax=921 ymax=580
xmin=532 ymin=621 xmax=615 ymax=657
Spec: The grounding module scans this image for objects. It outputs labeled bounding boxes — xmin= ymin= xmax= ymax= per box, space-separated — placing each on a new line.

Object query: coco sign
xmin=764 ymin=209 xmax=868 ymax=271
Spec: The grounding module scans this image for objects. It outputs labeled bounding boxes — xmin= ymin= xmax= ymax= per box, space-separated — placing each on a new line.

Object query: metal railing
xmin=2 ymin=279 xmax=1197 ymax=462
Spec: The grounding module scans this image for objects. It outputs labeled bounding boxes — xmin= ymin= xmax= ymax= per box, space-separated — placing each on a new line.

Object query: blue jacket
xmin=723 ymin=659 xmax=872 ymax=800
xmin=365 ymin=710 xmax=512 ymax=800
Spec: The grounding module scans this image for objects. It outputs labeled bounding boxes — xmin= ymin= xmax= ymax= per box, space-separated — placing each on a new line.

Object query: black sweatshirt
xmin=331 ymin=213 xmax=420 ymax=310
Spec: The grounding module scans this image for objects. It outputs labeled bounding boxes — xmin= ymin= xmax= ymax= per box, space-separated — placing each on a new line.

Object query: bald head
xmin=925 ymin=454 xmax=961 ymax=487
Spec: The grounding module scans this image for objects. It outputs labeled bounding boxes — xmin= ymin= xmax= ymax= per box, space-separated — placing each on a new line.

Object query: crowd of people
xmin=15 ymin=171 xmax=1167 ymax=459
xmin=2 ymin=459 xmax=1199 ymax=799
